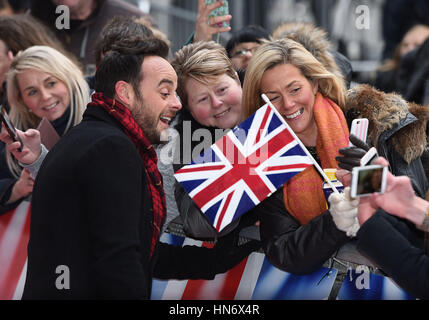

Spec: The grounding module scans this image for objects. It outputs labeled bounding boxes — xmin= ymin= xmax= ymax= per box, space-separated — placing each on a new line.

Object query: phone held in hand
xmin=350 ymin=165 xmax=387 ymax=198
xmin=349 ymin=118 xmax=369 ymax=147
xmin=205 ymin=0 xmax=230 ymax=28
xmin=0 ymin=104 xmax=23 ymax=152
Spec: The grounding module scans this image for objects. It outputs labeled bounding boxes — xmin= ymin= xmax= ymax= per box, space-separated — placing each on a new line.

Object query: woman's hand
xmin=336 ymin=134 xmax=371 ymax=171
xmin=369 ymin=157 xmax=427 ymax=227
xmin=1 ymin=125 xmax=42 ymax=165
xmin=8 ymin=169 xmax=34 ymax=204
xmin=194 ymin=0 xmax=232 ymax=42
xmin=328 ymin=187 xmax=360 ymax=236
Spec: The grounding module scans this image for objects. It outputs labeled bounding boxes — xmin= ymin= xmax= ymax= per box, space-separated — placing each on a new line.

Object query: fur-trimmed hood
xmin=272 ymin=22 xmax=351 ymax=87
xmin=344 ymin=84 xmax=429 ymax=163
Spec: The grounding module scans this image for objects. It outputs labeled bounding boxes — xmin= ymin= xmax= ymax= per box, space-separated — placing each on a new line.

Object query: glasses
xmin=231 ymin=46 xmax=259 ymax=58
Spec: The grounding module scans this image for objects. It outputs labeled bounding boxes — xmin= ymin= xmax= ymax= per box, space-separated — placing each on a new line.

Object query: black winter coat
xmin=356 ymin=211 xmax=429 ymax=299
xmin=376 ymin=38 xmax=429 ymax=106
xmin=257 ymin=189 xmax=349 ymax=275
xmin=22 ymin=106 xmax=236 ymax=300
xmin=378 ymin=116 xmax=429 ymax=199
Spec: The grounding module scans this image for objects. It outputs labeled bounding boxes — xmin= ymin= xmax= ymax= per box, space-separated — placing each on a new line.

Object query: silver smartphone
xmin=350 ymin=165 xmax=387 ymax=198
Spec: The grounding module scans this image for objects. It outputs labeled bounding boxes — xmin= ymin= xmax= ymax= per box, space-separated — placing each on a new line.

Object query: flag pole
xmin=261 ymin=94 xmax=340 ymax=194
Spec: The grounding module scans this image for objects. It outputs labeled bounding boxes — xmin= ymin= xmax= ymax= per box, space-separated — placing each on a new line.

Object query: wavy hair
xmin=242 ymin=39 xmax=346 ymax=119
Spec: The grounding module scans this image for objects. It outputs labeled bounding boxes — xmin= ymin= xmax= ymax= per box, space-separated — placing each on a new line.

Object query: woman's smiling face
xmin=261 ymin=63 xmax=319 ymax=145
xmin=185 ymin=73 xmax=242 ymax=129
xmin=17 ymin=68 xmax=70 ymax=121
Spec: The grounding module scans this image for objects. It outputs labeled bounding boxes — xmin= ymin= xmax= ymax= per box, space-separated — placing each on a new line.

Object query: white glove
xmin=328 ymin=187 xmax=360 ymax=237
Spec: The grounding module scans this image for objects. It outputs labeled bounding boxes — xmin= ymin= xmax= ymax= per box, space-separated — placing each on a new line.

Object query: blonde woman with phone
xmin=0 ymin=46 xmax=90 ymax=214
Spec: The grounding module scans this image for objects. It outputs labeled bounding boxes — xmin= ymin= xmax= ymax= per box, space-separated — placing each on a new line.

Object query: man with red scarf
xmin=20 ymin=38 xmax=259 ymax=299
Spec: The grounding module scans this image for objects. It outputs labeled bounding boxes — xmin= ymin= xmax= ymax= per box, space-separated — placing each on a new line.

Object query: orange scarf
xmin=283 ymin=93 xmax=349 ymax=225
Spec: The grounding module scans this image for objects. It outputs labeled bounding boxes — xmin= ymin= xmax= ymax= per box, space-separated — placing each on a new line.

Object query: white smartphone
xmin=350 ymin=165 xmax=387 ymax=198
xmin=349 ymin=118 xmax=369 ymax=147
xmin=360 ymin=147 xmax=378 ymax=166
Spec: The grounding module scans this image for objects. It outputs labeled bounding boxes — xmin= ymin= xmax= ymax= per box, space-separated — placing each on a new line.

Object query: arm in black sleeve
xmin=356 ymin=210 xmax=429 ymax=299
xmin=154 ymin=226 xmax=261 ymax=280
xmin=174 ymin=180 xmax=219 ymax=240
xmin=154 ymin=242 xmax=216 ymax=280
xmin=376 ymin=210 xmax=425 ymax=248
xmin=258 ymin=190 xmax=349 ymax=274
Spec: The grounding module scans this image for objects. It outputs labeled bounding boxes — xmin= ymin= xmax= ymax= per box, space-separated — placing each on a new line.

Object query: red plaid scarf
xmin=90 ymin=93 xmax=166 ymax=259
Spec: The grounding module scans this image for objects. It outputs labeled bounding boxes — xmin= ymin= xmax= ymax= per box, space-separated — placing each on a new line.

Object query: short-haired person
xmin=0 ymin=45 xmax=89 ymax=215
xmin=86 ymin=15 xmax=155 ymax=91
xmin=225 ymin=25 xmax=270 ymax=72
xmin=21 ymin=39 xmax=259 ymax=299
xmin=170 ymin=40 xmax=259 ymax=240
xmin=93 ymin=16 xmax=155 ymax=69
xmin=225 ymin=25 xmax=270 ymax=83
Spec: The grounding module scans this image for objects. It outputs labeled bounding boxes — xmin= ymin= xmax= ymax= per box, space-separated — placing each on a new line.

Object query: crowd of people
xmin=0 ymin=0 xmax=428 ymax=300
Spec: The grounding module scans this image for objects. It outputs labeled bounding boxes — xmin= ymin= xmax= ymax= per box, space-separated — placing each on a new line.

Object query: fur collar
xmin=345 ymin=84 xmax=429 ymax=163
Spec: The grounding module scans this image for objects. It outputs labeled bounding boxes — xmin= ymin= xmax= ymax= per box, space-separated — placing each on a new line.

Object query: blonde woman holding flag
xmin=241 ymin=38 xmax=354 ymax=274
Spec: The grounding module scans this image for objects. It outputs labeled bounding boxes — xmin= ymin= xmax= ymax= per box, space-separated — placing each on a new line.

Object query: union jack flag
xmin=174 ymin=103 xmax=313 ymax=231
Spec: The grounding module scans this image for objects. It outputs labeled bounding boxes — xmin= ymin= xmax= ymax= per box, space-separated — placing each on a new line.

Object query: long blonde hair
xmin=242 ymin=39 xmax=346 ymax=119
xmin=6 ymin=45 xmax=90 ymax=177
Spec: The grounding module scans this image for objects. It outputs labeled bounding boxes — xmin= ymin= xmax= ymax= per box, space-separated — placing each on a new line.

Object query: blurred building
xmin=134 ymin=0 xmax=387 ymax=83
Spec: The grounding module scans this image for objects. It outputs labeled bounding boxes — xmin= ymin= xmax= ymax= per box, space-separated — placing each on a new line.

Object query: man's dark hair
xmin=94 ymin=16 xmax=154 ymax=67
xmin=225 ymin=25 xmax=270 ymax=58
xmin=94 ymin=37 xmax=169 ymax=99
